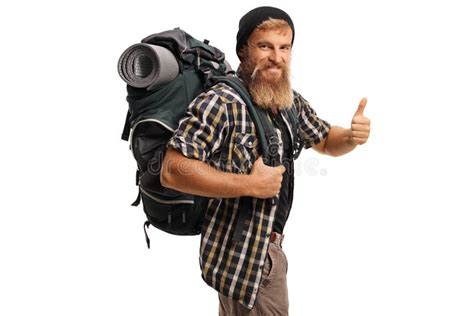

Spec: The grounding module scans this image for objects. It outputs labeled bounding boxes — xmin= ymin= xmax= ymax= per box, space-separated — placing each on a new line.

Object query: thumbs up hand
xmin=350 ymin=97 xmax=371 ymax=145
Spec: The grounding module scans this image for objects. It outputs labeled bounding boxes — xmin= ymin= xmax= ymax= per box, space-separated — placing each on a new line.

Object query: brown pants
xmin=218 ymin=234 xmax=289 ymax=315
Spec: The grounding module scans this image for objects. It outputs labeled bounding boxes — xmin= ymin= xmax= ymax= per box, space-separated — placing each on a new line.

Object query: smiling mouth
xmin=263 ymin=67 xmax=282 ymax=75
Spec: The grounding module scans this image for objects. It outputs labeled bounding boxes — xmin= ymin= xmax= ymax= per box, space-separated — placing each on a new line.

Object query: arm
xmin=161 ymin=148 xmax=285 ymax=199
xmin=313 ymin=126 xmax=357 ymax=157
xmin=162 ymin=86 xmax=285 ymax=199
xmin=313 ymin=97 xmax=370 ymax=157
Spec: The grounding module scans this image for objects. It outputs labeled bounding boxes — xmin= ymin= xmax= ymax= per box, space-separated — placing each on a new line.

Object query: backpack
xmin=118 ymin=28 xmax=303 ymax=248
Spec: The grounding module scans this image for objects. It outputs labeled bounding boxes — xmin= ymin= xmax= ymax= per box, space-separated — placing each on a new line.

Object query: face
xmin=239 ymin=26 xmax=294 ymax=110
xmin=246 ymin=27 xmax=293 ymax=81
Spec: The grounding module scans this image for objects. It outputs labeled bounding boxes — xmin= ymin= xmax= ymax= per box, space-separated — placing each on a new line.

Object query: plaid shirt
xmin=168 ymin=82 xmax=330 ymax=309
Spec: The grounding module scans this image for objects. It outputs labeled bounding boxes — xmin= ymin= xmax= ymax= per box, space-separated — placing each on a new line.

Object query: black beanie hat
xmin=236 ymin=6 xmax=295 ymax=58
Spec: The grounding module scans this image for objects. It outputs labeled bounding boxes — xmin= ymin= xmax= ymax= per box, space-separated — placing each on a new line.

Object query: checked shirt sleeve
xmin=167 ymin=89 xmax=228 ymax=162
xmin=293 ymin=91 xmax=331 ymax=149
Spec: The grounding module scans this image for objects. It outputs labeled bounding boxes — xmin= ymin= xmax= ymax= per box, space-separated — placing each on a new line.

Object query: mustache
xmin=251 ymin=59 xmax=288 ymax=79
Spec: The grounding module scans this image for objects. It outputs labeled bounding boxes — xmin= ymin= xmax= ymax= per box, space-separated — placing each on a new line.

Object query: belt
xmin=269 ymin=232 xmax=284 ymax=246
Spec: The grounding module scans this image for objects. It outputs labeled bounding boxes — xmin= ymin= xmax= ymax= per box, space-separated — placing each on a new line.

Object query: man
xmin=161 ymin=6 xmax=371 ymax=315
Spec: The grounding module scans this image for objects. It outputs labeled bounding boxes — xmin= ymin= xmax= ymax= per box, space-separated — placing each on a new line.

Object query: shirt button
xmin=248 ymin=141 xmax=253 ymax=146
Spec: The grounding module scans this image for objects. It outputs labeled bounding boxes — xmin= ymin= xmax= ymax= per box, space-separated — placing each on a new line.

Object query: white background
xmin=1 ymin=0 xmax=473 ymax=315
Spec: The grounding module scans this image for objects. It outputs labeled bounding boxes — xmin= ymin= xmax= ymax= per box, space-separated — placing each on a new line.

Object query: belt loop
xmin=270 ymin=232 xmax=284 ymax=247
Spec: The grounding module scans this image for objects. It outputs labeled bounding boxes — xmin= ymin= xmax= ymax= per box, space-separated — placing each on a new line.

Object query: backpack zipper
xmin=139 ymin=187 xmax=194 ymax=205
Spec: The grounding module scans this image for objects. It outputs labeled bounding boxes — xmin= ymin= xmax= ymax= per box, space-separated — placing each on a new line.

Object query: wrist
xmin=346 ymin=135 xmax=357 ymax=147
xmin=222 ymin=172 xmax=253 ymax=197
xmin=239 ymin=173 xmax=254 ymax=197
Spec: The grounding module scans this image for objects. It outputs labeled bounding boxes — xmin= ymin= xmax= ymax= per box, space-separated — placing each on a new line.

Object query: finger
xmin=351 ymin=137 xmax=368 ymax=145
xmin=250 ymin=156 xmax=263 ymax=173
xmin=351 ymin=123 xmax=371 ymax=132
xmin=351 ymin=131 xmax=370 ymax=138
xmin=355 ymin=97 xmax=367 ymax=116
xmin=352 ymin=116 xmax=370 ymax=125
xmin=253 ymin=156 xmax=263 ymax=166
xmin=277 ymin=165 xmax=286 ymax=173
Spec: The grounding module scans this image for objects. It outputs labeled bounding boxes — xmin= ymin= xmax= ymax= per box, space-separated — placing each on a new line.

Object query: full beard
xmin=239 ymin=57 xmax=293 ymax=110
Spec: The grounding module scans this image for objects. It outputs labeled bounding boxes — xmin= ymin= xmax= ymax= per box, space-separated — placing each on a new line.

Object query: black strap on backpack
xmin=121 ymin=111 xmax=132 ymax=141
xmin=287 ymin=106 xmax=304 ymax=160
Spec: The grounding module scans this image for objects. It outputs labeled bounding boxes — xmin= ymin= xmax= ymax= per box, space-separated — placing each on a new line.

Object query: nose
xmin=268 ymin=48 xmax=284 ymax=64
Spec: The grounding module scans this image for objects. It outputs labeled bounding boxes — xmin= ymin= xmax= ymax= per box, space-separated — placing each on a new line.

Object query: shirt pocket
xmin=231 ymin=133 xmax=259 ymax=174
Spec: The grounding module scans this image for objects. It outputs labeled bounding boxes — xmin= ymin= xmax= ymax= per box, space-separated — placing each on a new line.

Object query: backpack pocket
xmin=140 ymin=186 xmax=205 ymax=235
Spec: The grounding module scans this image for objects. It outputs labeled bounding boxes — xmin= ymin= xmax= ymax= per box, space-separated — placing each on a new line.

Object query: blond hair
xmin=255 ymin=18 xmax=291 ymax=32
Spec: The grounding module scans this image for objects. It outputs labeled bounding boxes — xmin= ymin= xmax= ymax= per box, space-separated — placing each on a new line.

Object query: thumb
xmin=355 ymin=97 xmax=367 ymax=116
xmin=277 ymin=164 xmax=286 ymax=173
xmin=254 ymin=156 xmax=263 ymax=165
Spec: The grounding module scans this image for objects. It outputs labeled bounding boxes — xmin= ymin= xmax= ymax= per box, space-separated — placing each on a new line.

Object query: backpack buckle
xmin=264 ymin=135 xmax=280 ymax=166
xmin=268 ymin=135 xmax=279 ymax=156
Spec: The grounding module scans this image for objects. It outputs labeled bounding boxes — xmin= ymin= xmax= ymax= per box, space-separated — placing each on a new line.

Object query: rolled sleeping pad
xmin=118 ymin=43 xmax=179 ymax=91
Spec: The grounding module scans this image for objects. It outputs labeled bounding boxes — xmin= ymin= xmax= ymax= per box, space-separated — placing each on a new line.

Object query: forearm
xmin=312 ymin=98 xmax=370 ymax=156
xmin=161 ymin=148 xmax=252 ymax=198
xmin=321 ymin=126 xmax=357 ymax=157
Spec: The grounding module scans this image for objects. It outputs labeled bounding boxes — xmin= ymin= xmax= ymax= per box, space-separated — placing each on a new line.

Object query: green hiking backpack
xmin=118 ymin=28 xmax=303 ymax=248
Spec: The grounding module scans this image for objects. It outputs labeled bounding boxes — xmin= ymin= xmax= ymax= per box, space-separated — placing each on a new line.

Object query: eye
xmin=259 ymin=44 xmax=271 ymax=50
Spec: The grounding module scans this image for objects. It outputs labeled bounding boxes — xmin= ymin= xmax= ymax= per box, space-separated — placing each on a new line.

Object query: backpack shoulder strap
xmin=286 ymin=105 xmax=304 ymax=160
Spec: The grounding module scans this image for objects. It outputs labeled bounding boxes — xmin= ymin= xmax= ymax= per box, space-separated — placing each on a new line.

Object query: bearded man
xmin=161 ymin=6 xmax=371 ymax=315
